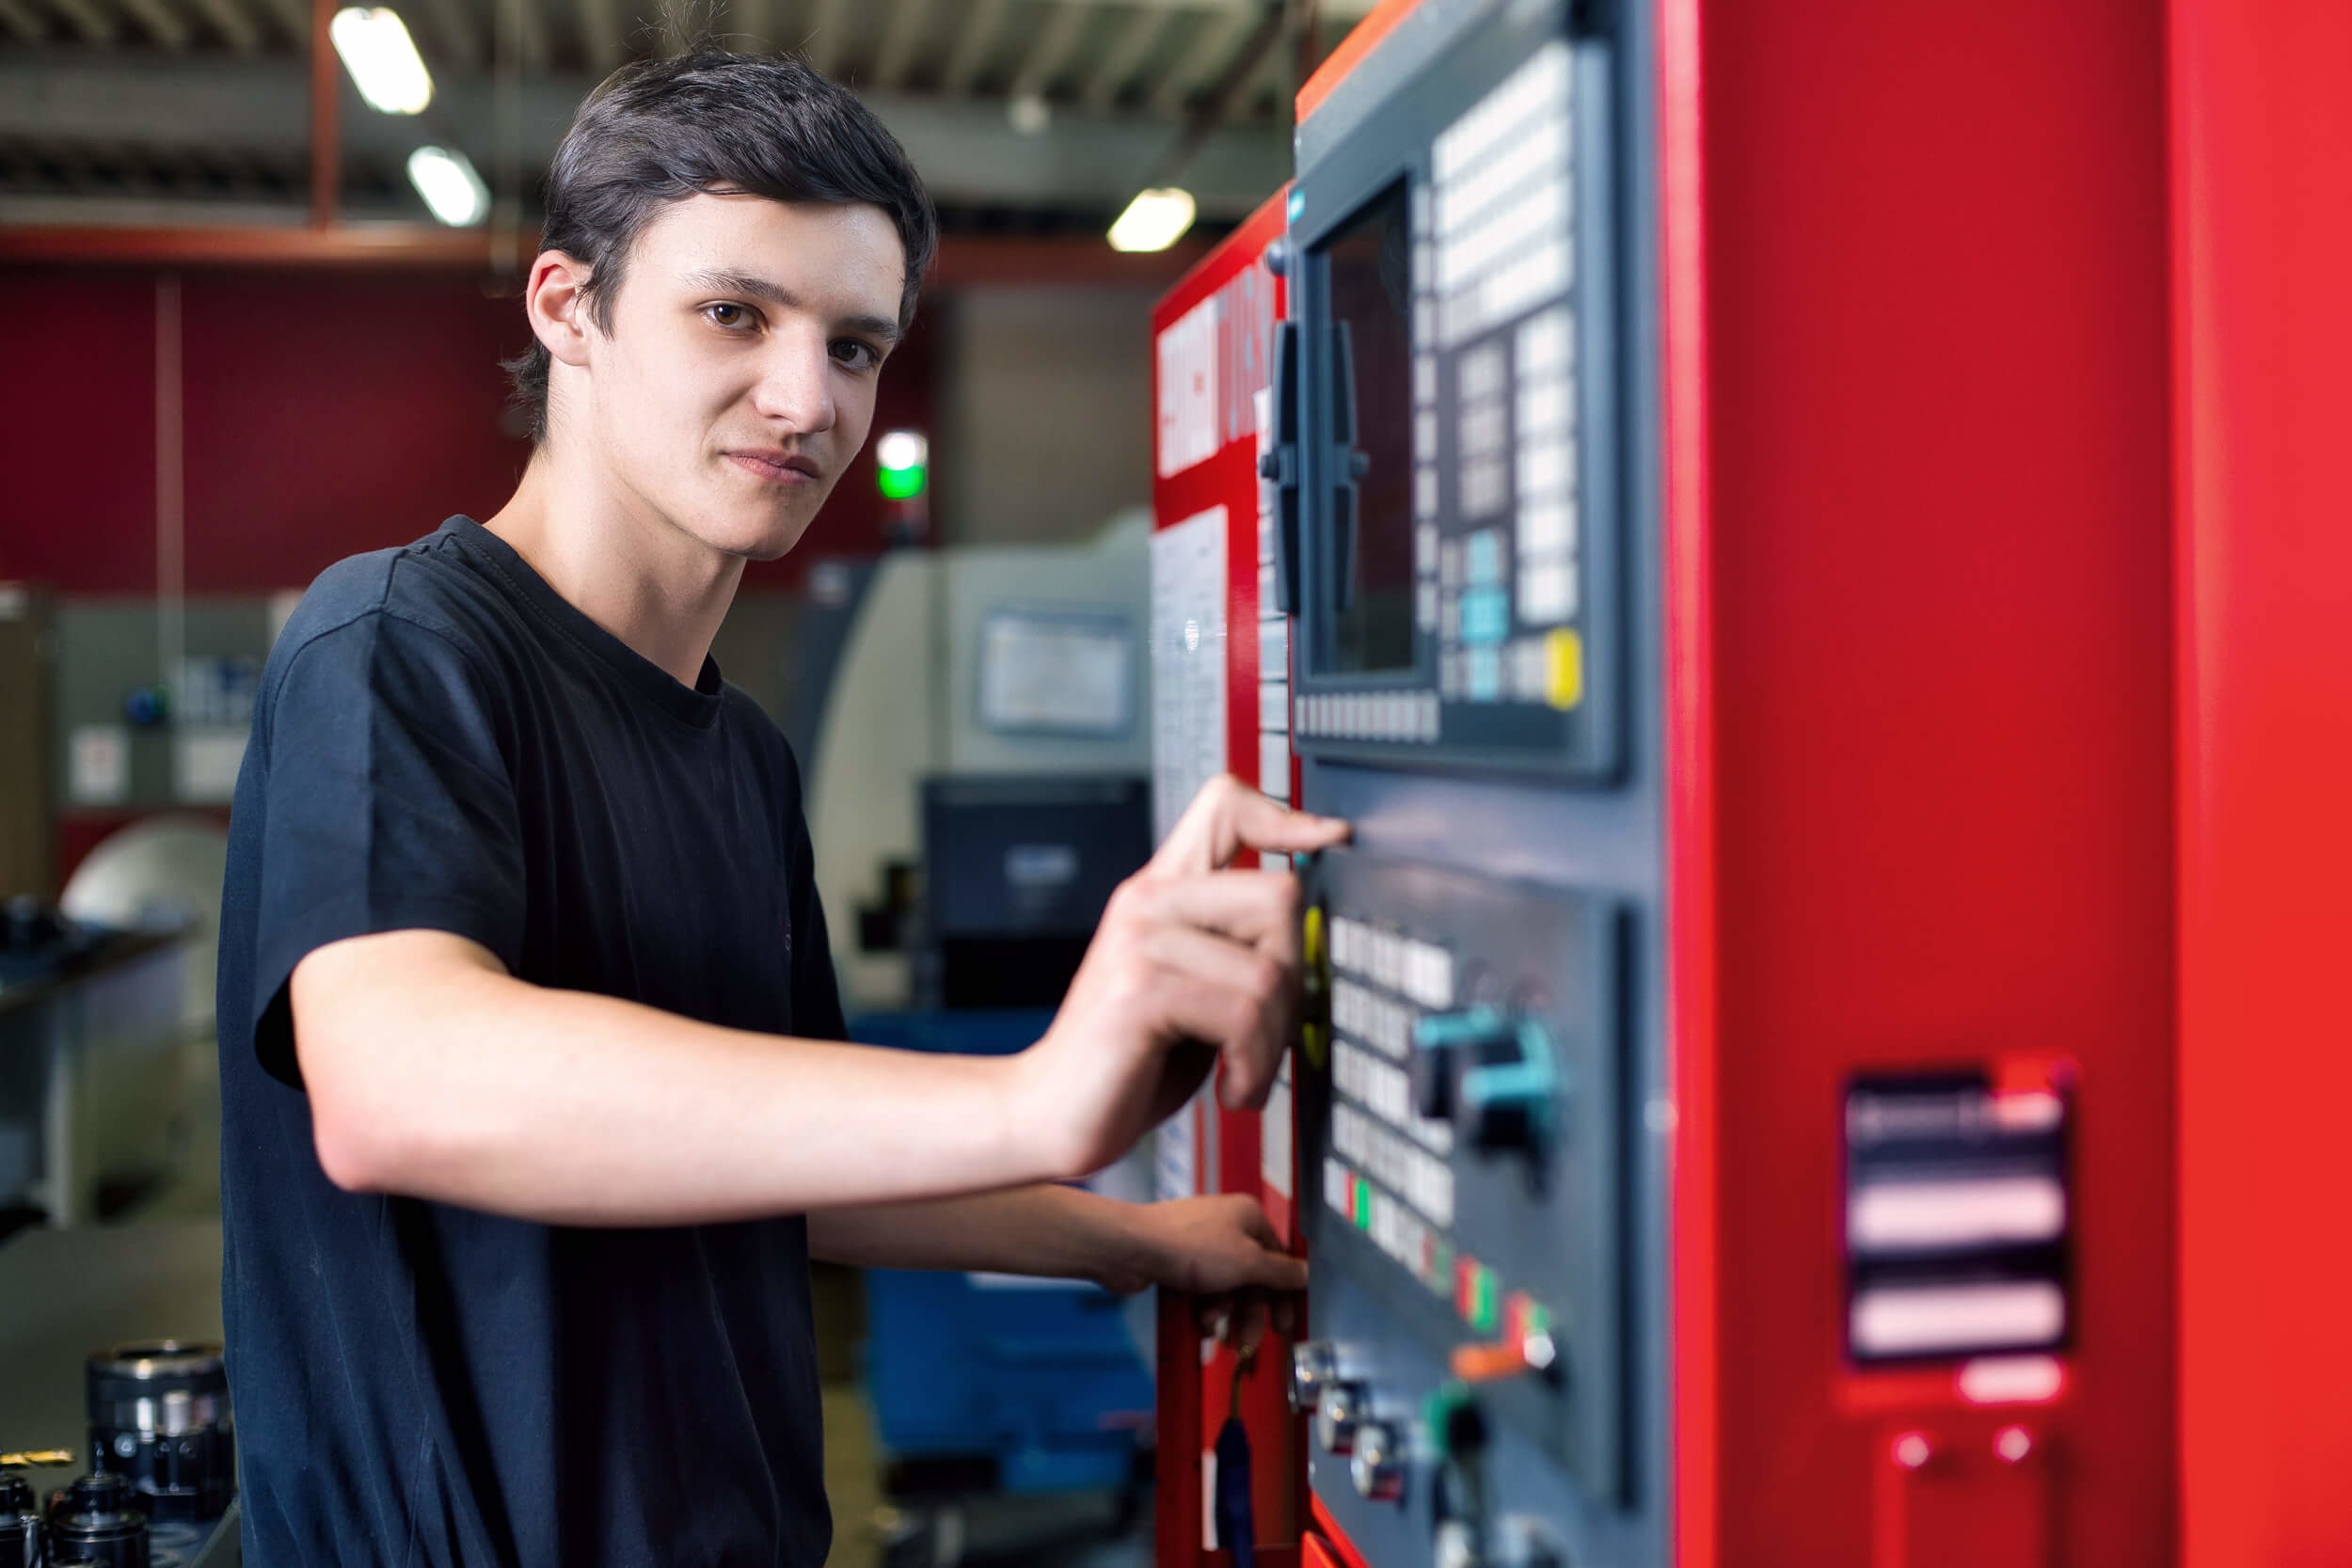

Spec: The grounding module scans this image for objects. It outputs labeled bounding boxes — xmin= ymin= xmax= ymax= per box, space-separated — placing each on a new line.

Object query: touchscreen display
xmin=1323 ymin=182 xmax=1418 ymax=675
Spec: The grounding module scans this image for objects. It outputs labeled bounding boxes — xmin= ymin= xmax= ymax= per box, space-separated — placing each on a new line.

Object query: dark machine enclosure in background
xmin=914 ymin=775 xmax=1150 ymax=1010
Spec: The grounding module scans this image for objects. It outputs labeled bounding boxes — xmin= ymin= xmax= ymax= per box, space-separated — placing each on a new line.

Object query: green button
xmin=1423 ymin=1383 xmax=1476 ymax=1458
xmin=1469 ymin=1265 xmax=1500 ymax=1334
xmin=1352 ymin=1178 xmax=1374 ymax=1230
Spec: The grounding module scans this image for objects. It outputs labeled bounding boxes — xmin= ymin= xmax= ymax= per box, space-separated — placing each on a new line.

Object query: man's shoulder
xmin=272 ymin=522 xmax=519 ymax=677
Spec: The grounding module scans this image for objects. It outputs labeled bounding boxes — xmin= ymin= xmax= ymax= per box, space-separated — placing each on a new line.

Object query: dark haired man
xmin=216 ymin=50 xmax=1338 ymax=1567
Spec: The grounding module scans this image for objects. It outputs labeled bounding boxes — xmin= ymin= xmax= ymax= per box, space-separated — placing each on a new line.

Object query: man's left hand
xmin=1104 ymin=1193 xmax=1308 ymax=1299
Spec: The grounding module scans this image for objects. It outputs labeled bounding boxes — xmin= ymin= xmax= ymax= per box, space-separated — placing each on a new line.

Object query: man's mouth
xmin=725 ymin=450 xmax=822 ymax=486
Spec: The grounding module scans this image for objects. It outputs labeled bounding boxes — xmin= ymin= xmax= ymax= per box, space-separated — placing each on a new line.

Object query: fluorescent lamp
xmin=407 ymin=146 xmax=488 ymax=228
xmin=331 ymin=7 xmax=433 ymax=115
xmin=1108 ymin=187 xmax=1197 ymax=253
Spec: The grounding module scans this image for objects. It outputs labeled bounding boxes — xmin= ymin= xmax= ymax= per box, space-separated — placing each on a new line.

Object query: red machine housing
xmin=2169 ymin=1 xmax=2352 ymax=1561
xmin=1658 ymin=0 xmax=2178 ymax=1563
xmin=1279 ymin=1 xmax=2181 ymax=1564
xmin=1150 ymin=188 xmax=1307 ymax=1567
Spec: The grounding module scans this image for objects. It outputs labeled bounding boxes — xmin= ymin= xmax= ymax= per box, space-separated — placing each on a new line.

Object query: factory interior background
xmin=7 ymin=0 xmax=2352 ymax=1565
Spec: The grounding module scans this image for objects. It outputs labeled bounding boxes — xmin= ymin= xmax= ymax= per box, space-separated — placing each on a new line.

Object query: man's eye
xmin=833 ymin=340 xmax=882 ymax=371
xmin=706 ymin=303 xmax=750 ymax=328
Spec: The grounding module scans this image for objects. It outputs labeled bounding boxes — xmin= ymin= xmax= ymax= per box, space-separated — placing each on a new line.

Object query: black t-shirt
xmin=216 ymin=516 xmax=844 ymax=1568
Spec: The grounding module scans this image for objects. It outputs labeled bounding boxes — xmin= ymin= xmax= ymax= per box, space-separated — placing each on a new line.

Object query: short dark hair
xmin=504 ymin=48 xmax=937 ymax=442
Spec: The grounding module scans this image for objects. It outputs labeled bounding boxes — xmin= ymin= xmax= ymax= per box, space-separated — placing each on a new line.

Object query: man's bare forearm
xmin=806 ymin=1184 xmax=1157 ymax=1291
xmin=292 ymin=929 xmax=1059 ymax=1226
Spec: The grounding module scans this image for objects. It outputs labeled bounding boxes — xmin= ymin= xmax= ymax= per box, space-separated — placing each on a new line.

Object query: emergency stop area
xmin=2 ymin=1 xmax=2348 ymax=1565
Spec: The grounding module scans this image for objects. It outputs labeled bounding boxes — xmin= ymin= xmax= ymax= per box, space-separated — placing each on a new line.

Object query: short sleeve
xmin=250 ymin=610 xmax=526 ymax=1085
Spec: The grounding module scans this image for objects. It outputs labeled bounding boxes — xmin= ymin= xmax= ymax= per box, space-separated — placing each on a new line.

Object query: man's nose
xmin=751 ymin=330 xmax=837 ymax=434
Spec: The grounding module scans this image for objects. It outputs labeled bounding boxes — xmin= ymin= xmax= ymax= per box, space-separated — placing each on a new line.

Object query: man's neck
xmin=484 ymin=448 xmax=743 ymax=689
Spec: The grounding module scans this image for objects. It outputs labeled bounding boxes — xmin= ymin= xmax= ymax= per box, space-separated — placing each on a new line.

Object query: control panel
xmin=1274 ymin=8 xmax=1622 ymax=777
xmin=1296 ymin=848 xmax=1624 ymax=1557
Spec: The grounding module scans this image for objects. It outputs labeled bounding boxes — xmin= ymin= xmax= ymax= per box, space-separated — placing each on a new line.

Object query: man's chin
xmin=703 ymin=510 xmax=815 ymax=564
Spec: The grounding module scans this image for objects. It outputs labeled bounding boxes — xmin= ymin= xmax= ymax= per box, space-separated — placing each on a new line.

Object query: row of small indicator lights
xmin=1338 ymin=1165 xmax=1558 ymax=1385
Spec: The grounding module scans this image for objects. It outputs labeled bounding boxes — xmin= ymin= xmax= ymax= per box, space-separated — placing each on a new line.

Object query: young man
xmin=215 ymin=51 xmax=1341 ymax=1567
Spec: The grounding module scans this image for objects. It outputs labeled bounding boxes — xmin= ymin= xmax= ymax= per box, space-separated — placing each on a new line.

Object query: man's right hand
xmin=1012 ymin=776 xmax=1349 ymax=1179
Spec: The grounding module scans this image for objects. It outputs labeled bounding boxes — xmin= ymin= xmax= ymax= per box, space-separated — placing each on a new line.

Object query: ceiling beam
xmin=250 ymin=0 xmax=306 ymax=49
xmin=116 ymin=0 xmax=192 ymax=49
xmin=0 ymin=52 xmax=1295 ymax=218
xmin=513 ymin=0 xmax=549 ymax=71
xmin=185 ymin=0 xmax=262 ymax=53
xmin=409 ymin=0 xmax=483 ymax=68
xmin=1057 ymin=0 xmax=1374 ymax=9
xmin=570 ymin=0 xmax=620 ymax=69
xmin=870 ymin=0 xmax=930 ymax=89
xmin=1009 ymin=0 xmax=1090 ymax=101
xmin=937 ymin=0 xmax=1007 ymax=97
xmin=1079 ymin=5 xmax=1169 ymax=112
xmin=0 ymin=0 xmax=45 ymax=40
xmin=803 ymin=0 xmax=849 ymax=76
xmin=726 ymin=0 xmax=776 ymax=53
xmin=1152 ymin=4 xmax=1259 ymax=118
xmin=42 ymin=0 xmax=119 ymax=46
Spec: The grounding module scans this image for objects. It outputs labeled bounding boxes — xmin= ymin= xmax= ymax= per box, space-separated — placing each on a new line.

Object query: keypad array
xmin=1419 ymin=39 xmax=1587 ymax=717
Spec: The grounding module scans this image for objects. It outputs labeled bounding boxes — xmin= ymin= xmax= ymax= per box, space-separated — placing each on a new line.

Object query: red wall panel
xmin=2170 ymin=2 xmax=2352 ymax=1561
xmin=0 ymin=266 xmax=931 ymax=596
xmin=0 ymin=273 xmax=166 ymax=590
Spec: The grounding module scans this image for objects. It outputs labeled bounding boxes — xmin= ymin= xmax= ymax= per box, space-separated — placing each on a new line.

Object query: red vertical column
xmin=2171 ymin=2 xmax=2352 ymax=1561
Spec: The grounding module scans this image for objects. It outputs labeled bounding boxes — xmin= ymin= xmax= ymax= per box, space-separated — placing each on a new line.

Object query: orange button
xmin=1450 ymin=1339 xmax=1532 ymax=1384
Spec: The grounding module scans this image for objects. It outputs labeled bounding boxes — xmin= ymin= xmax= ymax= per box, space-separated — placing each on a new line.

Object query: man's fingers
xmin=1253 ymin=1253 xmax=1311 ymax=1294
xmin=1140 ymin=926 xmax=1289 ymax=1104
xmin=1123 ymin=870 xmax=1302 ymax=963
xmin=1154 ymin=775 xmax=1349 ymax=876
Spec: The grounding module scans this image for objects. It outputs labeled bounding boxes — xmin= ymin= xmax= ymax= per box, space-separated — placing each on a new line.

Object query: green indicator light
xmin=1352 ymin=1179 xmax=1374 ymax=1230
xmin=874 ymin=430 xmax=930 ymax=500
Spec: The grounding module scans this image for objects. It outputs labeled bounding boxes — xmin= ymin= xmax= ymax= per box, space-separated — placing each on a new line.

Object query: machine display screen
xmin=1321 ymin=181 xmax=1418 ymax=675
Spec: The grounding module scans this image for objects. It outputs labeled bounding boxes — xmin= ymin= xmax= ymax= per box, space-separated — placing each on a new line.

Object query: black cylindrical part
xmin=46 ymin=1473 xmax=145 ymax=1568
xmin=85 ymin=1343 xmax=231 ymax=1523
xmin=0 ymin=1468 xmax=40 ymax=1567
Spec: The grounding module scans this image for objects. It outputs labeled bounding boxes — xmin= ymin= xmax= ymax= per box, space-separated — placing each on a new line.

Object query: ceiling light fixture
xmin=407 ymin=146 xmax=488 ymax=227
xmin=1107 ymin=187 xmax=1197 ymax=254
xmin=1008 ymin=94 xmax=1052 ymax=136
xmin=330 ymin=7 xmax=434 ymax=116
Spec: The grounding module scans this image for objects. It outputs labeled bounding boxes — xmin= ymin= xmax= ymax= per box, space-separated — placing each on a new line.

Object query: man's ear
xmin=525 ymin=250 xmax=596 ymax=370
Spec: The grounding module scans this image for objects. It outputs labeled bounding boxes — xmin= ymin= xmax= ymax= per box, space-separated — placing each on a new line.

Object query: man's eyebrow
xmin=685 ymin=268 xmax=902 ymax=344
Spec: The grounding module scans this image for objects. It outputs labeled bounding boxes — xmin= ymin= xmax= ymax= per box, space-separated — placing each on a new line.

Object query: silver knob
xmin=1493 ymin=1516 xmax=1569 ymax=1568
xmin=1350 ymin=1418 xmax=1407 ymax=1501
xmin=1435 ymin=1521 xmax=1483 ymax=1568
xmin=1315 ymin=1382 xmax=1370 ymax=1455
xmin=1290 ymin=1340 xmax=1341 ymax=1416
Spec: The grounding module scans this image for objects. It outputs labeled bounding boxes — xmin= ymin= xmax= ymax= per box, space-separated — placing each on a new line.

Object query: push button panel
xmin=1303 ymin=846 xmax=1625 ymax=1500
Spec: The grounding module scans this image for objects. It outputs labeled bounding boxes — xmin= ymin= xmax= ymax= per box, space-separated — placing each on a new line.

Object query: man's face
xmin=574 ymin=192 xmax=906 ymax=562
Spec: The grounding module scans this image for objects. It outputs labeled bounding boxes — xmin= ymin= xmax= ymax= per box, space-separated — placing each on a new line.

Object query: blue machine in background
xmin=849 ymin=1010 xmax=1152 ymax=1499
